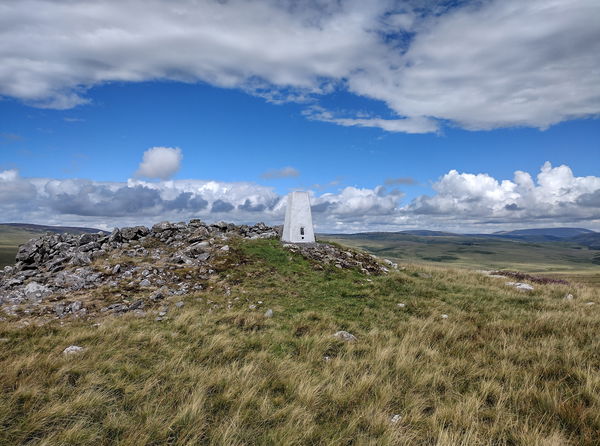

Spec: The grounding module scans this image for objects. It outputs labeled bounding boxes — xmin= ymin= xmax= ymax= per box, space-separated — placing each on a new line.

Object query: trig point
xmin=281 ymin=191 xmax=315 ymax=243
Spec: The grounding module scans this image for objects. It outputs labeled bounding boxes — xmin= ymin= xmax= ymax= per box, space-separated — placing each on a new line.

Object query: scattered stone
xmin=129 ymin=300 xmax=144 ymax=310
xmin=175 ymin=301 xmax=185 ymax=308
xmin=1 ymin=219 xmax=396 ymax=325
xmin=492 ymin=270 xmax=569 ymax=285
xmin=564 ymin=293 xmax=574 ymax=300
xmin=397 ymin=303 xmax=406 ymax=308
xmin=323 ymin=355 xmax=331 ymax=362
xmin=150 ymin=287 xmax=168 ymax=301
xmin=585 ymin=302 xmax=595 ymax=306
xmin=390 ymin=414 xmax=402 ymax=424
xmin=506 ymin=282 xmax=534 ymax=291
xmin=70 ymin=252 xmax=91 ymax=266
xmin=441 ymin=314 xmax=449 ymax=319
xmin=100 ymin=303 xmax=129 ymax=313
xmin=63 ymin=345 xmax=84 ymax=355
xmin=23 ymin=282 xmax=52 ymax=301
xmin=333 ymin=331 xmax=357 ymax=342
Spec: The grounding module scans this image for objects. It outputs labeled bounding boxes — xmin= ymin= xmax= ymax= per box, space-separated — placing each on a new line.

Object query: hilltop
xmin=0 ymin=220 xmax=599 ymax=444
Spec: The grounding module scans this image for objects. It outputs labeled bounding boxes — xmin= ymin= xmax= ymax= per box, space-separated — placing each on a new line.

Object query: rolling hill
xmin=320 ymin=227 xmax=600 ymax=286
xmin=0 ymin=227 xmax=599 ymax=444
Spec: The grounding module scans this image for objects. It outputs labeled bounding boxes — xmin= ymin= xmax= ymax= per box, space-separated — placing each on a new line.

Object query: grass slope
xmin=321 ymin=233 xmax=600 ymax=286
xmin=1 ymin=239 xmax=599 ymax=445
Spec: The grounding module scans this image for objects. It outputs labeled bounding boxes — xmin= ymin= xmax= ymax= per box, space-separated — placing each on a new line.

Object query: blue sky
xmin=0 ymin=0 xmax=599 ymax=232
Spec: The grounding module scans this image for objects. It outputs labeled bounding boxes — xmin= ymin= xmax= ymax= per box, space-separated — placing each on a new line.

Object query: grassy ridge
xmin=1 ymin=239 xmax=599 ymax=445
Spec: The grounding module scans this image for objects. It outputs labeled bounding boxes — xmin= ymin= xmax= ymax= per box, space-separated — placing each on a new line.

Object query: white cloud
xmin=0 ymin=162 xmax=599 ymax=232
xmin=0 ymin=0 xmax=598 ymax=132
xmin=302 ymin=106 xmax=438 ymax=134
xmin=135 ymin=147 xmax=182 ymax=180
xmin=261 ymin=166 xmax=300 ymax=179
xmin=409 ymin=162 xmax=600 ymax=228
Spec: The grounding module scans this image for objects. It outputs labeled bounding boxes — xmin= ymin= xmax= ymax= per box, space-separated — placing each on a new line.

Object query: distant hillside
xmin=490 ymin=227 xmax=595 ymax=239
xmin=321 ymin=228 xmax=600 ymax=285
xmin=570 ymin=232 xmax=600 ymax=250
xmin=1 ymin=223 xmax=105 ymax=235
xmin=397 ymin=230 xmax=458 ymax=237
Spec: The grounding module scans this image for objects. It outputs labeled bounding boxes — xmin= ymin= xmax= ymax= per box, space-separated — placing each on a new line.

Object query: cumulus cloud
xmin=0 ymin=162 xmax=599 ymax=232
xmin=408 ymin=162 xmax=600 ymax=227
xmin=261 ymin=167 xmax=300 ymax=179
xmin=135 ymin=147 xmax=182 ymax=180
xmin=0 ymin=0 xmax=598 ymax=132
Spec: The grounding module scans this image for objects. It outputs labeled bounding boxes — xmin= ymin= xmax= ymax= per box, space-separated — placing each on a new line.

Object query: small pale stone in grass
xmin=63 ymin=345 xmax=84 ymax=355
xmin=506 ymin=281 xmax=534 ymax=291
xmin=333 ymin=331 xmax=357 ymax=342
xmin=249 ymin=304 xmax=257 ymax=310
xmin=564 ymin=294 xmax=574 ymax=300
xmin=323 ymin=356 xmax=331 ymax=362
xmin=441 ymin=314 xmax=449 ymax=319
xmin=397 ymin=303 xmax=406 ymax=308
xmin=175 ymin=301 xmax=184 ymax=308
xmin=390 ymin=414 xmax=402 ymax=424
xmin=585 ymin=302 xmax=595 ymax=306
xmin=264 ymin=309 xmax=273 ymax=318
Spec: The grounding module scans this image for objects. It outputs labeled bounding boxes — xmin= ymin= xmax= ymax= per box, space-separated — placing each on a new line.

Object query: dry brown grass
xmin=0 ymin=240 xmax=599 ymax=445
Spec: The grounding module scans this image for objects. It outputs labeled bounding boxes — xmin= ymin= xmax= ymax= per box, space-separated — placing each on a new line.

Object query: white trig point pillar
xmin=282 ymin=191 xmax=315 ymax=243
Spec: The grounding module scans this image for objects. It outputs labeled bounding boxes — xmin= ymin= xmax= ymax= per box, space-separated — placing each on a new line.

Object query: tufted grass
xmin=1 ymin=239 xmax=599 ymax=445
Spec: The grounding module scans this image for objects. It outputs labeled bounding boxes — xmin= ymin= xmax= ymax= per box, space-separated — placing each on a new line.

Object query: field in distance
xmin=320 ymin=228 xmax=600 ymax=287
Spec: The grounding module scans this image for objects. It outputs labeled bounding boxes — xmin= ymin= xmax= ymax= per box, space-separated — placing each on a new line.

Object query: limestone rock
xmin=23 ymin=282 xmax=52 ymax=301
xmin=506 ymin=282 xmax=534 ymax=291
xmin=333 ymin=330 xmax=357 ymax=342
xmin=63 ymin=345 xmax=84 ymax=355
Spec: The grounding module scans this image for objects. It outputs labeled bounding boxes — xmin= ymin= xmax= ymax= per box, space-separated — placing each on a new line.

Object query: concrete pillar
xmin=281 ymin=191 xmax=315 ymax=243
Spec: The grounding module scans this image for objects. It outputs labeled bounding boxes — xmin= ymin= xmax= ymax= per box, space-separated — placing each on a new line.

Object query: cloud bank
xmin=1 ymin=0 xmax=598 ymax=133
xmin=1 ymin=162 xmax=599 ymax=232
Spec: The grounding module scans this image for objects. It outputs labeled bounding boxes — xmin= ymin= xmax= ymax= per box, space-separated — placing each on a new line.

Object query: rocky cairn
xmin=1 ymin=220 xmax=392 ymax=324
